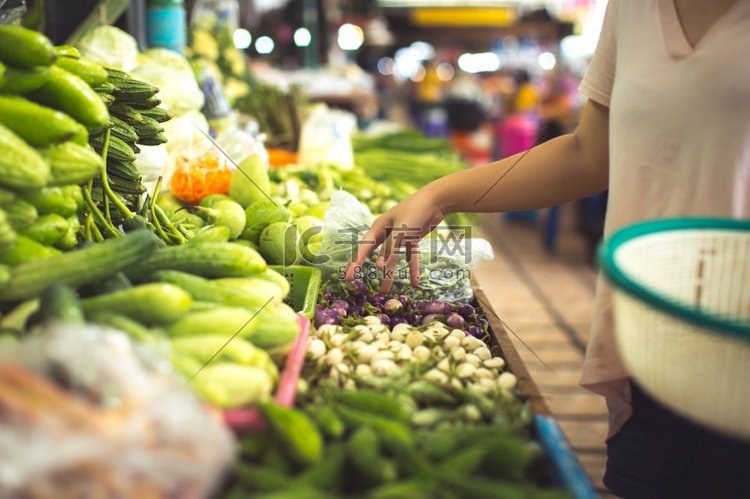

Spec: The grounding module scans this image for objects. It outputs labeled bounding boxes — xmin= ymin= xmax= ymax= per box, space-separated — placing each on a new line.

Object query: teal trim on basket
xmin=599 ymin=218 xmax=750 ymax=341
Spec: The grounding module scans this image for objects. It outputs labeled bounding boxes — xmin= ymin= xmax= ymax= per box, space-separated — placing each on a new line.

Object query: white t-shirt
xmin=578 ymin=0 xmax=750 ymax=437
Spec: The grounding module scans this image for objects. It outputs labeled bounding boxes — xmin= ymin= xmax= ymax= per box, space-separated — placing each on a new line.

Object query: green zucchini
xmin=0 ymin=65 xmax=50 ymax=95
xmin=0 ymin=123 xmax=50 ymax=189
xmin=0 ymin=26 xmax=56 ymax=68
xmin=39 ymin=141 xmax=102 ymax=186
xmin=29 ymin=66 xmax=109 ymax=129
xmin=82 ymin=283 xmax=192 ymax=325
xmin=54 ymin=56 xmax=107 ymax=86
xmin=126 ymin=242 xmax=266 ymax=279
xmin=0 ymin=229 xmax=159 ymax=302
xmin=20 ymin=213 xmax=69 ymax=245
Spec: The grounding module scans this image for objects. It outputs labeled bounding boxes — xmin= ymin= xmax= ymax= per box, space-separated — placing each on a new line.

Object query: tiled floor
xmin=474 ymin=207 xmax=617 ymax=498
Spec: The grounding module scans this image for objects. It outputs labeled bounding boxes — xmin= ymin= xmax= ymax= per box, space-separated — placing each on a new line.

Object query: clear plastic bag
xmin=298 ymin=105 xmax=357 ymax=169
xmin=317 ymin=190 xmax=493 ymax=302
xmin=0 ymin=323 xmax=234 ymax=499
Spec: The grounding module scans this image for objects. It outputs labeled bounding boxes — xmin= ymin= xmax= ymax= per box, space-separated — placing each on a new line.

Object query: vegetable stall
xmin=0 ymin=20 xmax=595 ymax=499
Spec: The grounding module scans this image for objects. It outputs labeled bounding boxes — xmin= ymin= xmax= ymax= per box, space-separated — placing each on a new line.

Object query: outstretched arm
xmin=347 ymin=99 xmax=610 ymax=291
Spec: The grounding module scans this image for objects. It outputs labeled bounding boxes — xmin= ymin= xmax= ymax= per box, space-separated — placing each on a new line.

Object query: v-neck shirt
xmin=578 ymin=0 xmax=750 ymax=438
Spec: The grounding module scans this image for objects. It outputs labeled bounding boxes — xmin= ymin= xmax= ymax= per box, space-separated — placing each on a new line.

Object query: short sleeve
xmin=579 ymin=0 xmax=618 ymax=107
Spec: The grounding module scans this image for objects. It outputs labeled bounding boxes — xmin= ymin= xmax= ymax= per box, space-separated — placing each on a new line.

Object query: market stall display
xmin=0 ymin=17 xmax=594 ymax=499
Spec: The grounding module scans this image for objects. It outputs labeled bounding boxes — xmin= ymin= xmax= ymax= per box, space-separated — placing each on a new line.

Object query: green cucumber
xmin=20 ymin=187 xmax=78 ymax=217
xmin=82 ymin=283 xmax=192 ymax=325
xmin=29 ymin=66 xmax=109 ymax=128
xmin=3 ymin=199 xmax=38 ymax=228
xmin=188 ymin=225 xmax=231 ymax=244
xmin=153 ymin=270 xmax=283 ymax=310
xmin=126 ymin=242 xmax=266 ymax=279
xmin=40 ymin=141 xmax=102 ymax=186
xmin=165 ymin=306 xmax=260 ymax=338
xmin=54 ymin=56 xmax=107 ymax=86
xmin=0 ymin=235 xmax=59 ymax=265
xmin=0 ymin=26 xmax=55 ymax=68
xmin=0 ymin=65 xmax=50 ymax=95
xmin=53 ymin=45 xmax=80 ymax=58
xmin=0 ymin=210 xmax=16 ymax=253
xmin=0 ymin=95 xmax=79 ymax=146
xmin=0 ymin=229 xmax=159 ymax=302
xmin=20 ymin=214 xmax=69 ymax=245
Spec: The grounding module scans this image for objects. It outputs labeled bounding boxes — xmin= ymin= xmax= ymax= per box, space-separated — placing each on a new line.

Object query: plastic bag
xmin=76 ymin=26 xmax=139 ymax=72
xmin=133 ymin=49 xmax=205 ymax=117
xmin=317 ymin=190 xmax=493 ymax=302
xmin=0 ymin=323 xmax=234 ymax=498
xmin=135 ymin=143 xmax=169 ymax=182
xmin=298 ymin=105 xmax=356 ymax=169
xmin=167 ymin=136 xmax=233 ymax=204
xmin=0 ymin=0 xmax=26 ymax=24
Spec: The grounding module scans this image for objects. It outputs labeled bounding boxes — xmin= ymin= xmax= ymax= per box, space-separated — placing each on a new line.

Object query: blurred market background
xmin=3 ymin=0 xmax=613 ymax=496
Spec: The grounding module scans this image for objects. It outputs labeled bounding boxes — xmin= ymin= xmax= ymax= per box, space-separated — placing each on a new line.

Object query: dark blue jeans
xmin=604 ymin=381 xmax=750 ymax=499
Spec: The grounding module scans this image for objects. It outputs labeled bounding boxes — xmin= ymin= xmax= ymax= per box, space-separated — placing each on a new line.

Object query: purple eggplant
xmin=347 ymin=280 xmax=367 ymax=296
xmin=446 ymin=313 xmax=465 ymax=329
xmin=350 ymin=305 xmax=364 ymax=317
xmin=390 ymin=316 xmax=407 ymax=326
xmin=379 ymin=314 xmax=391 ymax=325
xmin=369 ymin=294 xmax=386 ymax=307
xmin=466 ymin=325 xmax=482 ymax=338
xmin=332 ymin=299 xmax=350 ymax=314
xmin=315 ymin=309 xmax=341 ymax=327
xmin=398 ymin=295 xmax=410 ymax=306
xmin=322 ymin=290 xmax=333 ymax=302
xmin=422 ymin=300 xmax=452 ymax=316
xmin=457 ymin=303 xmax=475 ymax=318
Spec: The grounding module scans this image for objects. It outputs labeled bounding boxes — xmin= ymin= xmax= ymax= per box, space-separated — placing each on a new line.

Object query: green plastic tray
xmin=269 ymin=265 xmax=321 ymax=319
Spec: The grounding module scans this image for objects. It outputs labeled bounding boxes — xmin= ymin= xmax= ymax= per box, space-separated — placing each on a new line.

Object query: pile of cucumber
xmin=0 ymin=25 xmax=106 ymax=269
xmin=0 ymin=225 xmax=300 ymax=408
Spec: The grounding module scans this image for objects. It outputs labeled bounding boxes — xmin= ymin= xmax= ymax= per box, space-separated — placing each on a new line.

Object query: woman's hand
xmin=345 ymin=186 xmax=446 ymax=292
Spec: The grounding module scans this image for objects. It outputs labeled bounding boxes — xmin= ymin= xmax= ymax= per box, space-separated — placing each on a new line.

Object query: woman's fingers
xmin=345 ymin=218 xmax=388 ymax=280
xmin=379 ymin=246 xmax=402 ymax=293
xmin=406 ymin=241 xmax=420 ymax=288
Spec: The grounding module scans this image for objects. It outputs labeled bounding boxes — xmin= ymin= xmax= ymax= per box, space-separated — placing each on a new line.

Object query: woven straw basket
xmin=600 ymin=218 xmax=750 ymax=440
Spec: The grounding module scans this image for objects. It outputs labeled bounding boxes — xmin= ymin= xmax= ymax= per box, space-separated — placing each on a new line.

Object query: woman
xmin=347 ymin=0 xmax=750 ymax=497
